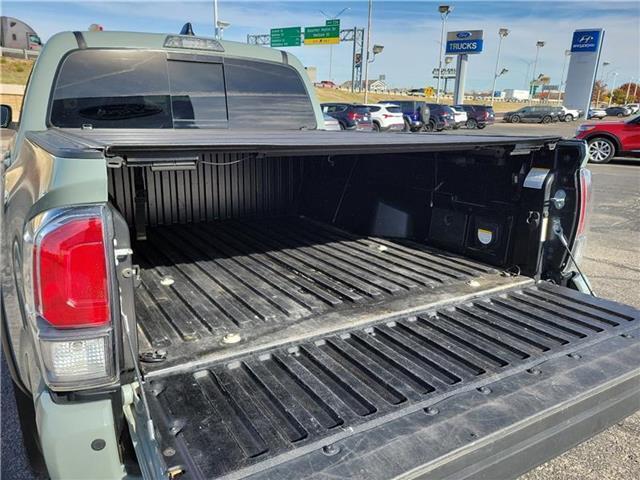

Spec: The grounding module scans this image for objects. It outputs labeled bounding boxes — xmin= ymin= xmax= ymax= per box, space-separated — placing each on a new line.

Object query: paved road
xmin=1 ymin=136 xmax=638 ymax=479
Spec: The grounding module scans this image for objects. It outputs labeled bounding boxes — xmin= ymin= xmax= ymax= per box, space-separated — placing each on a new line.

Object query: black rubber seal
xmin=72 ymin=31 xmax=87 ymax=49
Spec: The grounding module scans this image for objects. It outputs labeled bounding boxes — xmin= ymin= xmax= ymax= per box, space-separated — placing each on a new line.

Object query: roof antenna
xmin=180 ymin=23 xmax=195 ymax=36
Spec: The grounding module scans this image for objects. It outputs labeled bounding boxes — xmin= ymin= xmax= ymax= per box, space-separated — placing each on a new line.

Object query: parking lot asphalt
xmin=1 ymin=123 xmax=638 ymax=480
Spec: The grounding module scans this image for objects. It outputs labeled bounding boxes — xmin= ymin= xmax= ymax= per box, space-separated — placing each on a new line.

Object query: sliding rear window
xmin=50 ymin=49 xmax=316 ymax=129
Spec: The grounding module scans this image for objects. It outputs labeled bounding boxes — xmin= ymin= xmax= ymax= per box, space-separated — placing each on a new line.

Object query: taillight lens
xmin=347 ymin=112 xmax=357 ymax=120
xmin=34 ymin=217 xmax=110 ymax=328
xmin=24 ymin=206 xmax=118 ymax=391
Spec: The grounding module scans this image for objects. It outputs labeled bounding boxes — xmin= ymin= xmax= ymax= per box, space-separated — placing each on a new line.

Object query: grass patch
xmin=0 ymin=57 xmax=35 ymax=85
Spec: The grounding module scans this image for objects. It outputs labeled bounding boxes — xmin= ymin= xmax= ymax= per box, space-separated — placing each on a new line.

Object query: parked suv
xmin=558 ymin=106 xmax=581 ymax=122
xmin=449 ymin=106 xmax=468 ymax=129
xmin=454 ymin=104 xmax=495 ymax=129
xmin=365 ymin=104 xmax=405 ymax=132
xmin=379 ymin=100 xmax=429 ymax=132
xmin=576 ymin=114 xmax=640 ymax=163
xmin=503 ymin=106 xmax=560 ymax=124
xmin=321 ymin=103 xmax=373 ymax=130
xmin=425 ymin=103 xmax=455 ymax=131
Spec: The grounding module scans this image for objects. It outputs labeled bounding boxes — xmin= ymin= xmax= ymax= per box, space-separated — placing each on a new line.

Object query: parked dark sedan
xmin=453 ymin=104 xmax=495 ymax=129
xmin=321 ymin=103 xmax=373 ymax=131
xmin=503 ymin=106 xmax=560 ymax=124
xmin=605 ymin=106 xmax=632 ymax=117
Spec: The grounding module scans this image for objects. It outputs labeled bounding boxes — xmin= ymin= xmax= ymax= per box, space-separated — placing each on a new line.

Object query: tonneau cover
xmin=26 ymin=128 xmax=561 ymax=159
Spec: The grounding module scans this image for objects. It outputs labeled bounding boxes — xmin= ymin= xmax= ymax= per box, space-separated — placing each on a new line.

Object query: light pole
xmin=320 ymin=7 xmax=350 ymax=81
xmin=213 ymin=0 xmax=230 ymax=39
xmin=363 ymin=0 xmax=373 ymax=103
xmin=436 ymin=5 xmax=453 ymax=104
xmin=624 ymin=77 xmax=635 ymax=104
xmin=557 ymin=49 xmax=570 ymax=104
xmin=595 ymin=61 xmax=610 ymax=107
xmin=491 ymin=28 xmax=509 ymax=105
xmin=607 ymin=72 xmax=619 ymax=107
xmin=529 ymin=40 xmax=545 ymax=102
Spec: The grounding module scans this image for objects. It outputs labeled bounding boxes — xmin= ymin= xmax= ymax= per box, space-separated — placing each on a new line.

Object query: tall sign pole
xmin=446 ymin=29 xmax=484 ymax=105
xmin=564 ymin=29 xmax=605 ymax=118
xmin=213 ymin=0 xmax=219 ymax=39
xmin=491 ymin=28 xmax=509 ymax=105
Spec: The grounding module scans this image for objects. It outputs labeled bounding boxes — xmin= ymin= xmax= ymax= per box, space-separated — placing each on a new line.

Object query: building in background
xmin=0 ymin=16 xmax=42 ymax=50
xmin=503 ymin=89 xmax=530 ymax=101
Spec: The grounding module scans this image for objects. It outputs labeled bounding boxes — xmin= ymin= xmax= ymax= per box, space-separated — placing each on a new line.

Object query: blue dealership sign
xmin=571 ymin=30 xmax=601 ymax=53
xmin=446 ymin=30 xmax=484 ymax=55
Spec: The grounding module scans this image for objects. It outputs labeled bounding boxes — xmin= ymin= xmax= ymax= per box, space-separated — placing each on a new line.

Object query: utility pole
xmin=436 ymin=5 xmax=452 ymax=104
xmin=363 ymin=0 xmax=373 ymax=103
xmin=491 ymin=28 xmax=509 ymax=105
xmin=529 ymin=40 xmax=545 ymax=103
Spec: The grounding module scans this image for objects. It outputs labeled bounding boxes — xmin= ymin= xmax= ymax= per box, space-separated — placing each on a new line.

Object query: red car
xmin=575 ymin=115 xmax=640 ymax=163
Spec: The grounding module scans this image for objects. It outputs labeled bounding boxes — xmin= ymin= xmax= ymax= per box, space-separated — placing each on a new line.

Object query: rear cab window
xmin=50 ymin=49 xmax=316 ymax=130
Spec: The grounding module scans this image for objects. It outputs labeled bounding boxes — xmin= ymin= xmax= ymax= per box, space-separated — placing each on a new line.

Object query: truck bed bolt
xmin=425 ymin=406 xmax=439 ymax=416
xmin=477 ymin=386 xmax=492 ymax=395
xmin=322 ymin=444 xmax=341 ymax=456
xmin=527 ymin=367 xmax=541 ymax=375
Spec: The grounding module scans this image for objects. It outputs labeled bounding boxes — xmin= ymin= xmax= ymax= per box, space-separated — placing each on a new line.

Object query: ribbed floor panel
xmin=134 ymin=217 xmax=498 ymax=361
xmin=144 ymin=282 xmax=639 ymax=480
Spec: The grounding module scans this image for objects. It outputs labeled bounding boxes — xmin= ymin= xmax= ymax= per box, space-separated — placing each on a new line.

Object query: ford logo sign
xmin=456 ymin=31 xmax=472 ymax=39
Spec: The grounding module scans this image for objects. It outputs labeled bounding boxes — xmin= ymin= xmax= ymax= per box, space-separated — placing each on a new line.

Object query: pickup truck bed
xmin=134 ymin=216 xmax=515 ymax=373
xmin=142 ymin=282 xmax=639 ymax=480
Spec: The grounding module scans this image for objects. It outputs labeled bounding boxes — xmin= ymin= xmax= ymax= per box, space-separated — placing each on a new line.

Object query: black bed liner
xmin=26 ymin=128 xmax=560 ymax=158
xmin=143 ymin=282 xmax=639 ymax=480
xmin=133 ymin=217 xmax=517 ymax=374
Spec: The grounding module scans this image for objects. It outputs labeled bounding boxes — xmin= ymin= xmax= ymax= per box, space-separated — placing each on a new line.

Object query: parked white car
xmin=449 ymin=106 xmax=468 ymax=129
xmin=322 ymin=113 xmax=342 ymax=131
xmin=625 ymin=103 xmax=640 ymax=114
xmin=560 ymin=106 xmax=581 ymax=122
xmin=365 ymin=103 xmax=405 ymax=132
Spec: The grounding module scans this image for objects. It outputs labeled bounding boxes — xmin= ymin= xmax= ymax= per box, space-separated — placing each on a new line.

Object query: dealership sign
xmin=564 ymin=28 xmax=605 ymax=116
xmin=570 ymin=30 xmax=601 ymax=53
xmin=445 ymin=30 xmax=484 ymax=54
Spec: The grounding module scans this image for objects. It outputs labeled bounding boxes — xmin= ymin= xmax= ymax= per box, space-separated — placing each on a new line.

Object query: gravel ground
xmin=1 ymin=122 xmax=638 ymax=479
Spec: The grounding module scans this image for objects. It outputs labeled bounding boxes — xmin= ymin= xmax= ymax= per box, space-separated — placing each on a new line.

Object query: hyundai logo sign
xmin=571 ymin=30 xmax=601 ymax=53
xmin=446 ymin=30 xmax=484 ymax=55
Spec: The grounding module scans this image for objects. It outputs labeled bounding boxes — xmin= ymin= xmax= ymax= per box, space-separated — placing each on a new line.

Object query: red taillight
xmin=576 ymin=168 xmax=592 ymax=236
xmin=347 ymin=112 xmax=358 ymax=120
xmin=34 ymin=217 xmax=110 ymax=328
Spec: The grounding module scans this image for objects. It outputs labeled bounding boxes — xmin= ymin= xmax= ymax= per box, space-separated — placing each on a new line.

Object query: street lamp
xmin=595 ymin=61 xmax=611 ymax=107
xmin=557 ymin=49 xmax=571 ymax=103
xmin=529 ymin=40 xmax=545 ymax=102
xmin=320 ymin=7 xmax=351 ymax=81
xmin=491 ymin=27 xmax=510 ymax=105
xmin=212 ymin=0 xmax=230 ymax=39
xmin=436 ymin=5 xmax=453 ymax=104
xmin=625 ymin=77 xmax=636 ymax=104
xmin=363 ymin=0 xmax=373 ymax=103
xmin=607 ymin=72 xmax=619 ymax=107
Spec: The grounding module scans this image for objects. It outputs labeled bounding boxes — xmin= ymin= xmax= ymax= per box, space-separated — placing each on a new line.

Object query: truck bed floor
xmin=141 ymin=282 xmax=639 ymax=480
xmin=133 ymin=217 xmax=508 ymax=371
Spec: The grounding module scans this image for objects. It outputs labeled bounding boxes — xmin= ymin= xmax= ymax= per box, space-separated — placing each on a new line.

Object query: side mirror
xmin=1 ymin=105 xmax=13 ymax=128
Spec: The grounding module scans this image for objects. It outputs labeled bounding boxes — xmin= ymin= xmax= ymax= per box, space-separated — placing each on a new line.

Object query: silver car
xmin=322 ymin=113 xmax=342 ymax=131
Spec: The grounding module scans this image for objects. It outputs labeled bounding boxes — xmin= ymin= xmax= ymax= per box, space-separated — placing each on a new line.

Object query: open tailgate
xmin=125 ymin=283 xmax=639 ymax=480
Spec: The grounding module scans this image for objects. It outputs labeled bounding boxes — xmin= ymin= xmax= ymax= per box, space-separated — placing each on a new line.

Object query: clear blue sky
xmin=3 ymin=1 xmax=639 ymax=91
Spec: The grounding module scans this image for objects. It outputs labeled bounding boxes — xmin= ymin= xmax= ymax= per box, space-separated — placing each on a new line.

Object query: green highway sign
xmin=304 ymin=24 xmax=340 ymax=45
xmin=325 ymin=19 xmax=340 ymax=27
xmin=270 ymin=26 xmax=301 ymax=47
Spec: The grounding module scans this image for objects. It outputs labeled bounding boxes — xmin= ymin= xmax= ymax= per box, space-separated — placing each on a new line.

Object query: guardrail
xmin=0 ymin=46 xmax=40 ymax=59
